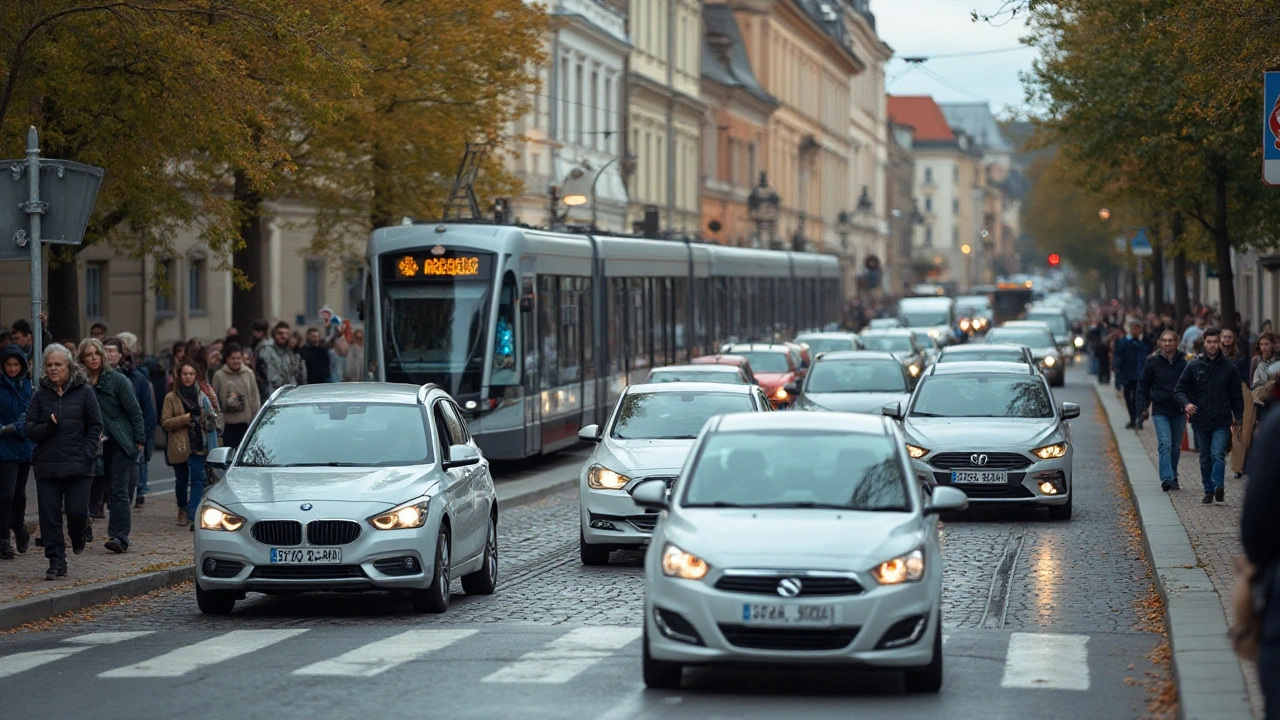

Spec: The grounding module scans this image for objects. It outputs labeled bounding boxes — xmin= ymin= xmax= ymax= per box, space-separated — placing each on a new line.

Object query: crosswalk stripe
xmin=293 ymin=629 xmax=477 ymax=677
xmin=0 ymin=647 xmax=90 ymax=679
xmin=99 ymin=629 xmax=307 ymax=678
xmin=65 ymin=632 xmax=155 ymax=645
xmin=1000 ymin=632 xmax=1089 ymax=691
xmin=483 ymin=627 xmax=642 ymax=684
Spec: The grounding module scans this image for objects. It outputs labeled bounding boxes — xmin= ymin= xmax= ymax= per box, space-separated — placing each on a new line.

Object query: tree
xmin=1020 ymin=152 xmax=1117 ymax=277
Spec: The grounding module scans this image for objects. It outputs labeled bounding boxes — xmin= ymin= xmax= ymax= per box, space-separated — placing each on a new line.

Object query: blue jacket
xmin=0 ymin=345 xmax=35 ymax=463
xmin=1113 ymin=335 xmax=1149 ymax=384
xmin=121 ymin=360 xmax=157 ymax=456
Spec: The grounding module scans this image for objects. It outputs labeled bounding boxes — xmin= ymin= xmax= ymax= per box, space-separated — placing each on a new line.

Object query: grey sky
xmin=873 ymin=0 xmax=1040 ymax=117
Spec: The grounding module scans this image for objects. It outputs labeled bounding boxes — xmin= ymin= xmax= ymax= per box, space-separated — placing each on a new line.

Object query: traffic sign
xmin=1130 ymin=228 xmax=1153 ymax=257
xmin=1266 ymin=72 xmax=1280 ymax=184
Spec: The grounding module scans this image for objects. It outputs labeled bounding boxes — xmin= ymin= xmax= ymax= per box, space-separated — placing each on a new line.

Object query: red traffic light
xmin=1048 ymin=253 xmax=1061 ymax=267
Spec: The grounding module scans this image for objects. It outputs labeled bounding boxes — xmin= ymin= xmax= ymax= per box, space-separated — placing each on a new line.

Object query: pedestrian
xmin=1254 ymin=332 xmax=1280 ymax=427
xmin=1174 ymin=327 xmax=1246 ymax=504
xmin=212 ymin=343 xmax=261 ymax=448
xmin=0 ymin=344 xmax=33 ymax=558
xmin=250 ymin=319 xmax=270 ymax=353
xmin=161 ymin=361 xmax=220 ymax=530
xmin=109 ymin=335 xmax=156 ymax=508
xmin=166 ymin=341 xmax=186 ymax=393
xmin=343 ymin=328 xmax=366 ymax=382
xmin=258 ymin=321 xmax=307 ymax=394
xmin=79 ymin=338 xmax=145 ymax=553
xmin=10 ymin=318 xmax=52 ymax=367
xmin=1137 ymin=330 xmax=1188 ymax=492
xmin=1180 ymin=314 xmax=1207 ymax=356
xmin=88 ymin=323 xmax=108 ymax=341
xmin=1222 ymin=328 xmax=1258 ymax=478
xmin=24 ymin=344 xmax=102 ymax=580
xmin=299 ymin=327 xmax=331 ymax=384
xmin=1241 ymin=380 xmax=1280 ymax=719
xmin=1114 ymin=320 xmax=1149 ymax=429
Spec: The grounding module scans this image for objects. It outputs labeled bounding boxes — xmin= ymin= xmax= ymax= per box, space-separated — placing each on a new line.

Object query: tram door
xmin=521 ymin=268 xmax=541 ymax=455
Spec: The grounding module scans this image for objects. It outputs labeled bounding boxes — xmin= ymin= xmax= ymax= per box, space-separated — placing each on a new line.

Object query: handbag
xmin=1230 ymin=555 xmax=1268 ymax=661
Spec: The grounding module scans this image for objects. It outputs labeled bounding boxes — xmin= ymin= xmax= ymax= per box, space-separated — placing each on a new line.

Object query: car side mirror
xmin=1061 ymin=402 xmax=1081 ymax=420
xmin=578 ymin=424 xmax=601 ymax=443
xmin=924 ymin=486 xmax=968 ymax=515
xmin=631 ymin=479 xmax=669 ymax=510
xmin=206 ymin=446 xmax=233 ymax=471
xmin=444 ymin=444 xmax=481 ymax=469
xmin=881 ymin=401 xmax=903 ymax=420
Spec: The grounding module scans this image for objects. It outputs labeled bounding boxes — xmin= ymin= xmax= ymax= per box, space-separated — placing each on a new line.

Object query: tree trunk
xmin=370 ymin=147 xmax=394 ymax=230
xmin=1151 ymin=237 xmax=1165 ymax=315
xmin=1213 ymin=170 xmax=1237 ymax=332
xmin=1173 ymin=248 xmax=1190 ymax=323
xmin=46 ymin=249 xmax=80 ymax=342
xmin=231 ymin=169 xmax=267 ymax=334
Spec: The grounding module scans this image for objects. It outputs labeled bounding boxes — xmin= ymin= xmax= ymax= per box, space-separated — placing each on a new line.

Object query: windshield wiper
xmin=909 ymin=411 xmax=945 ymax=417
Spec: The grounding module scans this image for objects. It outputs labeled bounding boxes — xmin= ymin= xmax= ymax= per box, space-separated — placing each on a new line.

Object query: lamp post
xmin=747 ymin=172 xmax=780 ymax=249
xmin=581 ymin=152 xmax=637 ymax=232
xmin=961 ymin=243 xmax=973 ymax=292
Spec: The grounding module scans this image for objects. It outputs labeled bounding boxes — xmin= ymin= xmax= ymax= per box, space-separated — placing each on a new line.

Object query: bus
xmin=359 ymin=223 xmax=840 ymax=459
xmin=992 ymin=282 xmax=1034 ymax=326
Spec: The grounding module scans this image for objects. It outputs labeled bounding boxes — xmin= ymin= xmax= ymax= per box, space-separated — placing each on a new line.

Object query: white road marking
xmin=942 ymin=633 xmax=950 ymax=645
xmin=293 ymin=629 xmax=476 ymax=677
xmin=64 ymin=631 xmax=155 ymax=645
xmin=1000 ymin=632 xmax=1089 ymax=690
xmin=483 ymin=627 xmax=642 ymax=684
xmin=99 ymin=629 xmax=307 ymax=678
xmin=0 ymin=631 xmax=155 ymax=679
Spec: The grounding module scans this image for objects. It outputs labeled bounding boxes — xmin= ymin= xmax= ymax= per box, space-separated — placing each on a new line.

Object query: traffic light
xmin=1048 ymin=253 xmax=1061 ymax=267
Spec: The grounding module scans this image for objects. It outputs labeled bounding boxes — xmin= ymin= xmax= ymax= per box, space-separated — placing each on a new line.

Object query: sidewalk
xmin=1094 ymin=376 xmax=1259 ymax=719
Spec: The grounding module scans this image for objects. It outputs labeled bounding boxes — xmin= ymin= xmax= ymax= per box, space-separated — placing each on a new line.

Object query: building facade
xmin=885 ymin=120 xmax=917 ymax=294
xmin=940 ymin=102 xmax=1019 ymax=286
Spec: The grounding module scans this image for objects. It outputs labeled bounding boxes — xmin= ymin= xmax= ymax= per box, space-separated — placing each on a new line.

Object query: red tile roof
xmin=887 ymin=96 xmax=955 ymax=142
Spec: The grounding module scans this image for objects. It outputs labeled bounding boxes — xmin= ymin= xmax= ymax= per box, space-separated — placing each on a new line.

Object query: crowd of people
xmin=0 ymin=308 xmax=366 ymax=581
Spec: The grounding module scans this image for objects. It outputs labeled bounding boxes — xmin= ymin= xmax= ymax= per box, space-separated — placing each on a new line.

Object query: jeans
xmin=1122 ymin=381 xmax=1139 ymax=424
xmin=1193 ymin=425 xmax=1231 ymax=494
xmin=1151 ymin=414 xmax=1185 ymax=484
xmin=136 ymin=446 xmax=150 ymax=499
xmin=173 ymin=454 xmax=206 ymax=521
xmin=103 ymin=441 xmax=134 ymax=548
xmin=0 ymin=461 xmax=30 ymax=547
xmin=36 ymin=475 xmax=91 ymax=563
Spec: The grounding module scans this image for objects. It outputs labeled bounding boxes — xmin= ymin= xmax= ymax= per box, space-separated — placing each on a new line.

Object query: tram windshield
xmin=382 ymin=281 xmax=492 ymax=395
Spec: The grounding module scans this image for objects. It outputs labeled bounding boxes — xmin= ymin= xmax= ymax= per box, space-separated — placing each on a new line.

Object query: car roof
xmin=860 ymin=329 xmax=914 ymax=337
xmin=794 ymin=331 xmax=859 ymax=340
xmin=272 ymin=382 xmax=425 ymax=406
xmin=691 ymin=353 xmax=747 ymax=363
xmin=650 ymin=364 xmax=740 ymax=374
xmin=812 ymin=350 xmax=900 ymax=362
xmin=940 ymin=343 xmax=1028 ymax=354
xmin=724 ymin=343 xmax=791 ymax=353
xmin=713 ymin=410 xmax=892 ymax=435
xmin=1003 ymin=320 xmax=1053 ymax=329
xmin=625 ymin=382 xmax=758 ymax=395
xmin=925 ymin=361 xmax=1038 ymax=376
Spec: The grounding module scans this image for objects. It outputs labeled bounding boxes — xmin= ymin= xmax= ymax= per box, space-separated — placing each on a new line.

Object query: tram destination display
xmin=384 ymin=248 xmax=493 ymax=281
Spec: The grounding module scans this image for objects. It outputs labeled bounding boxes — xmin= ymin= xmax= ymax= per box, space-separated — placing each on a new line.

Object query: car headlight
xmin=587 ymin=464 xmax=631 ymax=490
xmin=661 ymin=543 xmax=709 ymax=580
xmin=908 ymin=364 xmax=920 ymax=377
xmin=775 ymin=387 xmax=789 ymax=401
xmin=905 ymin=444 xmax=929 ymax=459
xmin=872 ymin=548 xmax=925 ymax=584
xmin=369 ymin=497 xmax=431 ymax=530
xmin=1032 ymin=442 xmax=1068 ymax=459
xmin=1043 ymin=355 xmax=1057 ymax=367
xmin=198 ymin=502 xmax=245 ymax=532
xmin=1073 ymin=336 xmax=1085 ymax=348
xmin=960 ymin=319 xmax=971 ymax=331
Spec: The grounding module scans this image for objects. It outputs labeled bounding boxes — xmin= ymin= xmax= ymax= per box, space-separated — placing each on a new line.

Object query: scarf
xmin=177 ymin=381 xmax=204 ymax=453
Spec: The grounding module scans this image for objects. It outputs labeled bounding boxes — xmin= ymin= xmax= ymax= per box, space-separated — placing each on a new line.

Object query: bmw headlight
xmin=661 ymin=543 xmax=709 ymax=580
xmin=587 ymin=465 xmax=631 ymax=490
xmin=369 ymin=497 xmax=431 ymax=530
xmin=905 ymin=443 xmax=929 ymax=459
xmin=872 ymin=549 xmax=925 ymax=585
xmin=198 ymin=502 xmax=245 ymax=532
xmin=1032 ymin=442 xmax=1068 ymax=459
xmin=1043 ymin=355 xmax=1057 ymax=367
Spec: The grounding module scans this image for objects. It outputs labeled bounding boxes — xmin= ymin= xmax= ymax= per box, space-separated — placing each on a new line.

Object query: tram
xmin=360 ymin=223 xmax=840 ymax=460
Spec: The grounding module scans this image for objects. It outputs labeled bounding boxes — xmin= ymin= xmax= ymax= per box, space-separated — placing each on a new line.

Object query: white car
xmin=634 ymin=412 xmax=968 ymax=691
xmin=577 ymin=382 xmax=771 ymax=565
xmin=194 ymin=383 xmax=498 ymax=615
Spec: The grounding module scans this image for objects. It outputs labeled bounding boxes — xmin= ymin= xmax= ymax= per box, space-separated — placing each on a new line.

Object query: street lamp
xmin=961 ymin=243 xmax=973 ymax=292
xmin=747 ymin=171 xmax=780 ymax=249
xmin=1099 ymin=208 xmax=1111 ymax=221
xmin=583 ymin=152 xmax=637 ymax=231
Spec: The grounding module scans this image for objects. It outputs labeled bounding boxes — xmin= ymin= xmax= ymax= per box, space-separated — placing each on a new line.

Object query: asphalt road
xmin=0 ymin=369 xmax=1168 ymax=720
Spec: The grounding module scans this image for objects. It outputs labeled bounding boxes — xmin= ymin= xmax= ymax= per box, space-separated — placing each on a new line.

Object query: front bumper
xmin=580 ymin=481 xmax=667 ymax=548
xmin=646 ymin=571 xmax=937 ymax=667
xmin=911 ymin=453 xmax=1071 ymax=506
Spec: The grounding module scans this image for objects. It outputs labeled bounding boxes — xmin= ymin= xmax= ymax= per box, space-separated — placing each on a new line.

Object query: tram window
xmin=538 ymin=275 xmax=559 ymax=387
xmin=609 ymin=278 xmax=626 ymax=376
xmin=493 ymin=273 xmax=519 ymax=386
xmin=559 ymin=276 xmax=581 ymax=384
xmin=629 ymin=277 xmax=649 ymax=371
xmin=695 ymin=277 xmax=711 ymax=355
xmin=652 ymin=277 xmax=670 ymax=367
xmin=581 ymin=277 xmax=594 ymax=380
xmin=673 ymin=277 xmax=687 ymax=356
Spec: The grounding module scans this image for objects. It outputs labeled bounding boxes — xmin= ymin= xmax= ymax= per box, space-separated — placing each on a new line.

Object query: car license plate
xmin=951 ymin=470 xmax=1007 ymax=484
xmin=270 ymin=548 xmax=341 ymax=564
xmin=742 ymin=603 xmax=835 ymax=626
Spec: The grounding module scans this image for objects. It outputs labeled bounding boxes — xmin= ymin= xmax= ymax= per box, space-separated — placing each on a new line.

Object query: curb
xmin=1093 ymin=380 xmax=1254 ymax=720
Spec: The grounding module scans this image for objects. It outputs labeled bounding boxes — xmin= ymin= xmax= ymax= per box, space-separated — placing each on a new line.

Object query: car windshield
xmin=900 ymin=310 xmax=950 ymax=327
xmin=911 ymin=331 xmax=936 ymax=348
xmin=805 ymin=361 xmax=906 ymax=393
xmin=238 ymin=403 xmax=432 ymax=467
xmin=986 ymin=329 xmax=1054 ymax=348
xmin=910 ymin=375 xmax=1054 ymax=418
xmin=647 ymin=370 xmax=744 ymax=385
xmin=611 ymin=391 xmax=757 ymax=440
xmin=798 ymin=337 xmax=857 ymax=354
xmin=938 ymin=349 xmax=1025 ymax=364
xmin=1027 ymin=313 xmax=1068 ymax=334
xmin=862 ymin=335 xmax=913 ymax=353
xmin=382 ymin=281 xmax=491 ymax=396
xmin=734 ymin=351 xmax=790 ymax=373
xmin=682 ymin=431 xmax=909 ymax=511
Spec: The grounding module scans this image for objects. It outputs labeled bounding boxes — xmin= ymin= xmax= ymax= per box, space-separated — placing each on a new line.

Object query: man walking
xmin=1175 ymin=327 xmax=1245 ymax=504
xmin=299 ymin=328 xmax=331 ymax=385
xmin=1114 ymin=320 xmax=1149 ymax=429
xmin=258 ymin=321 xmax=307 ymax=395
xmin=1137 ymin=330 xmax=1188 ymax=491
xmin=1180 ymin=313 xmax=1207 ymax=356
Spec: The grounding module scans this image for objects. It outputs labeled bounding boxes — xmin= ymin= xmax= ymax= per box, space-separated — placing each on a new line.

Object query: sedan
xmin=884 ymin=361 xmax=1080 ymax=519
xmin=858 ymin=330 xmax=927 ymax=384
xmin=193 ymin=383 xmax=498 ymax=615
xmin=578 ymin=382 xmax=771 ymax=565
xmin=985 ymin=325 xmax=1064 ymax=386
xmin=647 ymin=364 xmax=752 ymax=385
xmin=936 ymin=343 xmax=1035 ymax=367
xmin=793 ymin=331 xmax=864 ymax=356
xmin=722 ymin=343 xmax=802 ymax=408
xmin=634 ymin=412 xmax=968 ymax=691
xmin=790 ymin=351 xmax=913 ymax=414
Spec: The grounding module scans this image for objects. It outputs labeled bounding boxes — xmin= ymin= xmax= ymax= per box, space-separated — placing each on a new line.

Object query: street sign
xmin=1130 ymin=228 xmax=1153 ymax=257
xmin=0 ymin=156 xmax=103 ymax=260
xmin=1267 ymin=72 xmax=1280 ymax=184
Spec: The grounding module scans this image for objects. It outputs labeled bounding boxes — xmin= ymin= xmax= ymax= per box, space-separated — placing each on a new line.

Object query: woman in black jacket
xmin=24 ymin=344 xmax=102 ymax=580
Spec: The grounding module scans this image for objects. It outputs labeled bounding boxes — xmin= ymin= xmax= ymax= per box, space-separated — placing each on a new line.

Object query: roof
xmin=812 ymin=350 xmax=900 ymax=363
xmin=859 ymin=329 xmax=914 ymax=338
xmin=624 ymin=382 xmax=759 ymax=395
xmin=649 ymin=364 xmax=742 ymax=374
xmin=702 ymin=5 xmax=776 ymax=106
xmin=275 ymin=382 xmax=424 ymax=405
xmin=938 ymin=102 xmax=1013 ymax=153
xmin=723 ymin=343 xmax=792 ymax=353
xmin=886 ymin=96 xmax=955 ymax=143
xmin=713 ymin=410 xmax=891 ymax=435
xmin=794 ymin=332 xmax=861 ymax=341
xmin=939 ymin=344 xmax=1028 ymax=355
xmin=925 ymin=361 xmax=1037 ymax=376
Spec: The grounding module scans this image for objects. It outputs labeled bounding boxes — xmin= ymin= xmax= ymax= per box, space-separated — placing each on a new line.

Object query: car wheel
xmin=642 ymin=628 xmax=682 ymax=689
xmin=1048 ymin=491 xmax=1073 ymax=520
xmin=580 ymin=530 xmax=610 ymax=566
xmin=461 ymin=514 xmax=498 ymax=595
xmin=903 ymin=613 xmax=943 ymax=693
xmin=196 ymin=583 xmax=236 ymax=616
xmin=411 ymin=528 xmax=451 ymax=613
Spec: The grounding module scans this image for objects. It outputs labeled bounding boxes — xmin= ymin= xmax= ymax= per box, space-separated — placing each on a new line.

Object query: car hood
xmin=214 ymin=466 xmax=438 ymax=508
xmin=902 ymin=417 xmax=1059 ymax=448
xmin=752 ymin=372 xmax=792 ymax=390
xmin=667 ymin=509 xmax=923 ymax=569
xmin=596 ymin=438 xmax=697 ymax=477
xmin=803 ymin=392 xmax=911 ymax=414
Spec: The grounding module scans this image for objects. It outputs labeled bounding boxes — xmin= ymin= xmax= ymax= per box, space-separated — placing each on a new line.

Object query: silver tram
xmin=360 ymin=223 xmax=840 ymax=460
